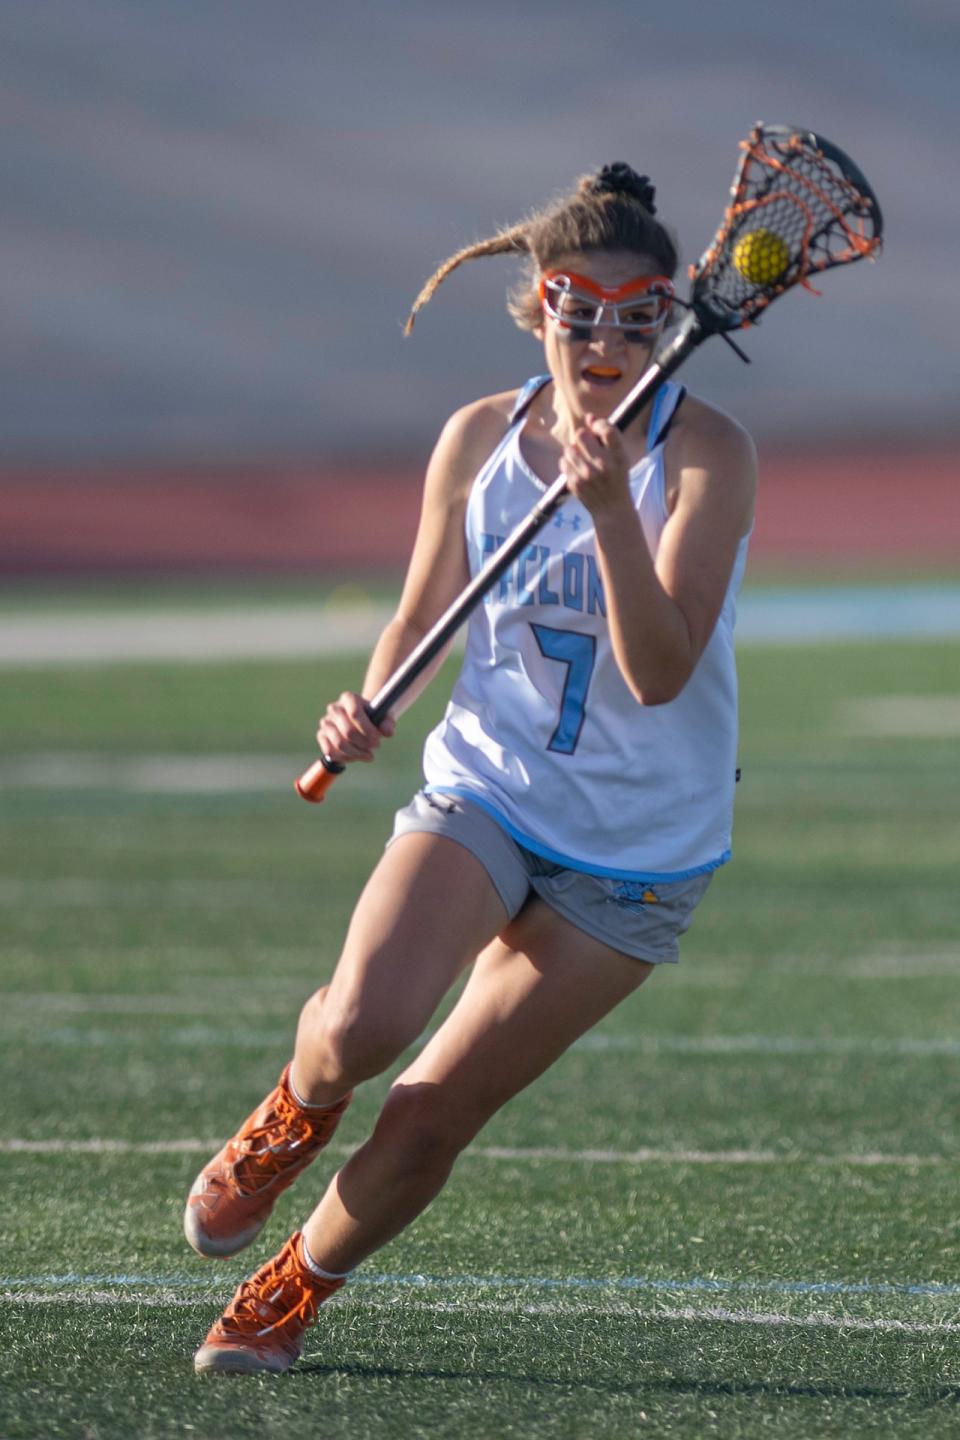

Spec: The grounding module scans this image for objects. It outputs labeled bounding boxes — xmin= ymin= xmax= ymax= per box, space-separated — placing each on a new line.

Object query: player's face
xmin=535 ymin=250 xmax=673 ymax=419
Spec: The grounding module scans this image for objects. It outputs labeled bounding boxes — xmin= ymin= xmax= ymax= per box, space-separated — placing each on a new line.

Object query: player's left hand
xmin=561 ymin=416 xmax=632 ymax=518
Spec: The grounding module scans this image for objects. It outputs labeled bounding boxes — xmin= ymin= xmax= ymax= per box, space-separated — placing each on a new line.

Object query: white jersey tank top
xmin=422 ymin=377 xmax=751 ymax=881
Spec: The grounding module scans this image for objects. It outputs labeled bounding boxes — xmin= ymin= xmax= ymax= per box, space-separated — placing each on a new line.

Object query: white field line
xmin=4 ymin=1290 xmax=202 ymax=1308
xmin=3 ymin=745 xmax=960 ymax=796
xmin=0 ymin=753 xmax=384 ymax=796
xmin=788 ymin=950 xmax=960 ymax=980
xmin=5 ymin=749 xmax=960 ymax=799
xmin=0 ymin=754 xmax=301 ymax=793
xmin=7 ymin=1019 xmax=957 ymax=1058
xmin=2 ymin=1289 xmax=957 ymax=1335
xmin=0 ymin=877 xmax=303 ymax=906
xmin=365 ymin=1303 xmax=960 ymax=1334
xmin=4 ymin=588 xmax=960 ymax=669
xmin=3 ymin=960 xmax=955 ymax=1018
xmin=0 ymin=605 xmax=396 ymax=668
xmin=839 ymin=695 xmax=960 ymax=739
xmin=465 ymin=1145 xmax=948 ymax=1168
xmin=7 ymin=1271 xmax=960 ymax=1299
xmin=3 ymin=937 xmax=957 ymax=993
xmin=2 ymin=985 xmax=958 ymax=1058
xmin=1 ymin=951 xmax=957 ymax=1001
xmin=0 ymin=1137 xmax=949 ymax=1167
xmin=576 ymin=1033 xmax=960 ymax=1057
xmin=0 ymin=991 xmax=296 ymax=1016
xmin=662 ymin=955 xmax=960 ymax=982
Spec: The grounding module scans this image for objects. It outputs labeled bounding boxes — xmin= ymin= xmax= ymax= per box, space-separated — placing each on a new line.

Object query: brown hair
xmin=404 ymin=163 xmax=678 ymax=336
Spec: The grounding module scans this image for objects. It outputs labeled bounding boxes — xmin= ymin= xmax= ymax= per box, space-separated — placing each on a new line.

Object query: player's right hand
xmin=316 ymin=692 xmax=396 ymax=765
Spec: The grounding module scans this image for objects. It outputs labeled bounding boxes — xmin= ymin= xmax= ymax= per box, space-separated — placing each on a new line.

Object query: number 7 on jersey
xmin=530 ymin=624 xmax=597 ymax=755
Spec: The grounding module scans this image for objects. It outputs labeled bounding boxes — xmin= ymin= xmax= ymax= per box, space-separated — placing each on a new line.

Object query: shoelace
xmin=228 ymin=1088 xmax=326 ymax=1195
xmin=223 ymin=1245 xmax=325 ymax=1339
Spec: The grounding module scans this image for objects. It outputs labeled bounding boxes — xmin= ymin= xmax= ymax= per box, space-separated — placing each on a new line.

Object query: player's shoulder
xmin=665 ymin=391 xmax=757 ymax=523
xmin=438 ymin=389 xmax=519 ymax=450
xmin=674 ymin=392 xmax=756 ymax=462
xmin=431 ymin=389 xmax=524 ymax=480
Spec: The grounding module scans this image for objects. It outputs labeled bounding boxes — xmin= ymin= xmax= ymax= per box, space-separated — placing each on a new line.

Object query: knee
xmin=298 ymin=987 xmax=414 ymax=1085
xmin=373 ymin=1082 xmax=474 ymax=1180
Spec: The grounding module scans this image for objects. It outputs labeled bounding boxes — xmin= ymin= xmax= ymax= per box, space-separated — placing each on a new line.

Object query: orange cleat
xmin=184 ymin=1064 xmax=351 ymax=1259
xmin=194 ymin=1231 xmax=345 ymax=1374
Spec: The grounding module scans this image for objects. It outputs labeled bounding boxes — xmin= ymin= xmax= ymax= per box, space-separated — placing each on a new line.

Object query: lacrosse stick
xmin=297 ymin=121 xmax=882 ymax=802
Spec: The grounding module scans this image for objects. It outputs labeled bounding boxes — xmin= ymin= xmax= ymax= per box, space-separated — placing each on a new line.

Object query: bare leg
xmin=290 ymin=831 xmax=509 ymax=1105
xmin=301 ymin=898 xmax=654 ymax=1271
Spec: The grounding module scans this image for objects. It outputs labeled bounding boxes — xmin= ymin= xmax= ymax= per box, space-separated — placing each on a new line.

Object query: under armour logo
xmin=553 ymin=512 xmax=583 ymax=532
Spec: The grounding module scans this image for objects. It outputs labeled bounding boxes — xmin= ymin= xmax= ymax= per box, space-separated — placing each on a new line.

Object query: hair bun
xmin=586 ymin=163 xmax=657 ymax=213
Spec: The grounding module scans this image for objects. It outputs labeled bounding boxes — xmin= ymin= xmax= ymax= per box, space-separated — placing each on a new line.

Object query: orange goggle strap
xmin=539 ymin=271 xmax=675 ymax=339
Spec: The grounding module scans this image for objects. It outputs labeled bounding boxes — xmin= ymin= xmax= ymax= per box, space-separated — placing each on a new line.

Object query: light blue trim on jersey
xmin=424 ymin=785 xmax=732 ymax=882
xmin=646 ymin=381 xmax=685 ymax=451
xmin=646 ymin=384 xmax=670 ymax=450
xmin=510 ymin=375 xmax=683 ymax=451
xmin=508 ymin=374 xmax=552 ymax=424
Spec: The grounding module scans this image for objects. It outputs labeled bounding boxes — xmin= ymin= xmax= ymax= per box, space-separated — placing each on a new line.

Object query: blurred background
xmin=1 ymin=0 xmax=957 ymax=583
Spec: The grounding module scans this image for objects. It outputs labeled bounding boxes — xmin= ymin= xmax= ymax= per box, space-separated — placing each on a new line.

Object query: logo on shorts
xmin=608 ymin=881 xmax=660 ymax=912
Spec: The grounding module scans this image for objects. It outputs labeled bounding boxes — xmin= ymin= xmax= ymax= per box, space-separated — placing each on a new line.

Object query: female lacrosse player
xmin=186 ymin=162 xmax=756 ymax=1374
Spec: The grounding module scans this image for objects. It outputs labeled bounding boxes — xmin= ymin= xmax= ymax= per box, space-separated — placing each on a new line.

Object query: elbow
xmin=616 ymin=631 xmax=698 ymax=708
xmin=629 ymin=663 xmax=693 ymax=707
xmin=632 ymin=684 xmax=681 ymax=707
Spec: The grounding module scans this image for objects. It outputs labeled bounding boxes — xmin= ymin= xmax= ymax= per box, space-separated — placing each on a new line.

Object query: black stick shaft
xmin=295 ymin=316 xmax=703 ymax=797
xmin=366 ymin=316 xmax=701 ymax=724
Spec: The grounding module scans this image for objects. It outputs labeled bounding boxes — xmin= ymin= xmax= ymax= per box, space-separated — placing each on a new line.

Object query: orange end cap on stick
xmin=294 ymin=759 xmax=341 ymax=803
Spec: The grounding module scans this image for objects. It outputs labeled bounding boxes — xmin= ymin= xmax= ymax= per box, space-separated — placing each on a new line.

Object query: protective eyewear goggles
xmin=539 ymin=270 xmax=674 ymax=343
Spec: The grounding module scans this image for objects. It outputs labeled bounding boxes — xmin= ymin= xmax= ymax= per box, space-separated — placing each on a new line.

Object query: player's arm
xmin=317 ymin=395 xmax=513 ymax=764
xmin=567 ymin=401 xmax=756 ymax=705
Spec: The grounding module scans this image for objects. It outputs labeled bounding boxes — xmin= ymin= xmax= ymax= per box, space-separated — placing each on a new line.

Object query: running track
xmin=2 ymin=443 xmax=958 ymax=575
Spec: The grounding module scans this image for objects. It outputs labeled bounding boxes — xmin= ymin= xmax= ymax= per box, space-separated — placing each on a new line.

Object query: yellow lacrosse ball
xmin=733 ymin=228 xmax=791 ymax=285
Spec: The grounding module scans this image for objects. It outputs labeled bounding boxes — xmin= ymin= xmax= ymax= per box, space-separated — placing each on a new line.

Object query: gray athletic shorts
xmin=388 ymin=790 xmax=713 ymax=965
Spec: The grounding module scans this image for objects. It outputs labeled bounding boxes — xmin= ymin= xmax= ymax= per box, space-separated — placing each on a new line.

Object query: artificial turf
xmin=1 ymin=620 xmax=958 ymax=1437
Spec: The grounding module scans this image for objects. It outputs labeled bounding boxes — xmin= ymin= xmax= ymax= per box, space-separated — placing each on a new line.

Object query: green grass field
xmin=1 ymin=605 xmax=959 ymax=1438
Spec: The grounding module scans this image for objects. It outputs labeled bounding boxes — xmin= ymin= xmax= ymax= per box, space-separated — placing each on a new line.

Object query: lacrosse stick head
xmin=689 ymin=122 xmax=883 ymax=334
